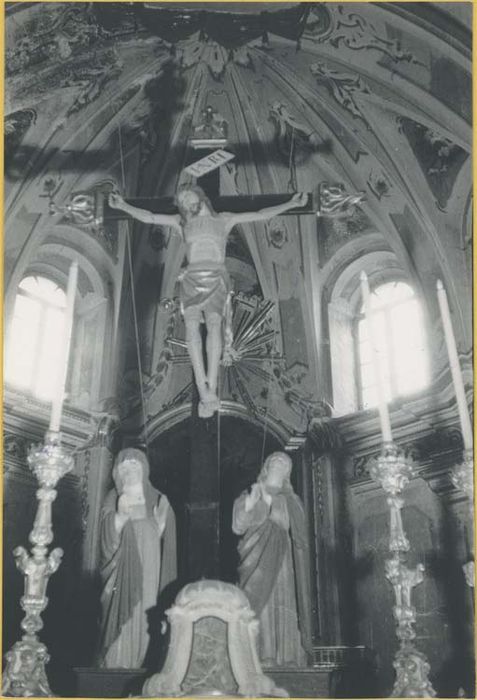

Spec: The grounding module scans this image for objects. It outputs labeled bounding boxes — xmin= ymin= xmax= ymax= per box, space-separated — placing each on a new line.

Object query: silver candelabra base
xmin=371 ymin=442 xmax=436 ymax=698
xmin=2 ymin=431 xmax=74 ymax=697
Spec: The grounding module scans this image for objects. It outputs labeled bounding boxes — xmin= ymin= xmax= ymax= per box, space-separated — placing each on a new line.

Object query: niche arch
xmin=147 ymin=413 xmax=283 ymax=584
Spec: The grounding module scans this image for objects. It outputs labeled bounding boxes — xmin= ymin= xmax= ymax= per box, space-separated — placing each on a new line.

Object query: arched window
xmin=5 ymin=275 xmax=71 ymax=401
xmin=356 ymin=281 xmax=430 ymax=408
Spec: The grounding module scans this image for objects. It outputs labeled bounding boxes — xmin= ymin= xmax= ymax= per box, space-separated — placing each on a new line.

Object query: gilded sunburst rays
xmin=166 ymin=295 xmax=283 ymax=414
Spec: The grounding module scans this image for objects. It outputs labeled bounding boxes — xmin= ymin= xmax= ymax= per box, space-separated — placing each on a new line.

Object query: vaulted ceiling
xmin=4 ymin=2 xmax=472 ymax=434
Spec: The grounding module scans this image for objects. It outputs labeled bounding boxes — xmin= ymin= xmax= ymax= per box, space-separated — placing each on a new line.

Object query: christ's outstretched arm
xmin=109 ymin=193 xmax=182 ymax=233
xmin=223 ymin=192 xmax=308 ymax=230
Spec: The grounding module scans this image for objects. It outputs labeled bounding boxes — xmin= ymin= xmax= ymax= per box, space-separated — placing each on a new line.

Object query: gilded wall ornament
xmin=318 ymin=182 xmax=366 ymax=218
xmin=46 ymin=183 xmax=118 ymax=259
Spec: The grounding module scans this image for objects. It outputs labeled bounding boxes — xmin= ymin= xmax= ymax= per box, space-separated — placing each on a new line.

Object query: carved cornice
xmin=334 ymin=377 xmax=472 ymax=450
xmin=3 ymin=387 xmax=94 ymax=453
xmin=285 ymin=435 xmax=307 ymax=452
xmin=308 ymin=413 xmax=344 ymax=454
xmin=145 ymin=400 xmax=292 ymax=447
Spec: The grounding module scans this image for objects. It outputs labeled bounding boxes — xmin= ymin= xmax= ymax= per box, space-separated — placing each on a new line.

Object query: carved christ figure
xmin=109 ymin=187 xmax=306 ymax=418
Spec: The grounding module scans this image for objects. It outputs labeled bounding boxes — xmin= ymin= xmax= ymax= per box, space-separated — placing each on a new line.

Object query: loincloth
xmin=179 ymin=264 xmax=231 ymax=319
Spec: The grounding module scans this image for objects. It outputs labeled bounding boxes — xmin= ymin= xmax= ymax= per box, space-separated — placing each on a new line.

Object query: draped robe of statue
xmin=232 ymin=480 xmax=313 ymax=667
xmin=97 ymin=449 xmax=177 ymax=669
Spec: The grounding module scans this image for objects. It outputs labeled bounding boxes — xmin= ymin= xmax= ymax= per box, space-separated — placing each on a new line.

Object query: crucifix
xmin=108 ymin=187 xmax=309 ymax=418
xmin=106 ymin=171 xmax=364 ymax=420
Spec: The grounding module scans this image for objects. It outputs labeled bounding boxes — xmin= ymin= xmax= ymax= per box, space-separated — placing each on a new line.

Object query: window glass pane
xmin=391 ymin=300 xmax=429 ymax=395
xmin=34 ymin=307 xmax=66 ymax=400
xmin=5 ymin=295 xmax=41 ymax=388
xmin=19 ymin=276 xmax=66 ymax=308
xmin=357 ymin=283 xmax=428 ymax=408
xmin=5 ymin=276 xmax=72 ymax=402
xmin=371 ymin=310 xmax=387 ymax=355
xmin=376 ymin=281 xmax=413 ymax=307
xmin=360 ymin=281 xmax=414 ymax=312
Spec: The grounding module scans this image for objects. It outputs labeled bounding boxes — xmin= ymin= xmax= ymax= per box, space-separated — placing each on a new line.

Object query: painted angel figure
xmin=109 ymin=186 xmax=306 ymax=418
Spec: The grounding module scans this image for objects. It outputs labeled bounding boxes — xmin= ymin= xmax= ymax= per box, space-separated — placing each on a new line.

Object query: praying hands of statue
xmin=115 ymin=488 xmax=146 ymax=531
xmin=115 ymin=494 xmax=131 ymax=532
xmin=245 ymin=482 xmax=272 ymax=512
xmin=108 ymin=189 xmax=307 ymax=419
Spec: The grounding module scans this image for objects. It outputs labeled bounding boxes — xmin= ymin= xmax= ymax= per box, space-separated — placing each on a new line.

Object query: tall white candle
xmin=49 ymin=261 xmax=78 ymax=432
xmin=436 ymin=279 xmax=473 ymax=450
xmin=360 ymin=271 xmax=393 ymax=443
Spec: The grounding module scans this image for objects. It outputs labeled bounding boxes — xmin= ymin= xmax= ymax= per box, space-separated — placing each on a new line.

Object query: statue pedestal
xmin=142 ymin=579 xmax=286 ymax=697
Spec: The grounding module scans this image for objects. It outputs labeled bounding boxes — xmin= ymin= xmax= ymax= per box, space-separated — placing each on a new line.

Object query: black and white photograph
xmin=2 ymin=2 xmax=474 ymax=698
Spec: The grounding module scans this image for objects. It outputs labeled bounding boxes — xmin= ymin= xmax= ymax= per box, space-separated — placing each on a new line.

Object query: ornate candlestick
xmin=370 ymin=442 xmax=436 ymax=697
xmin=2 ymin=431 xmax=74 ymax=697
